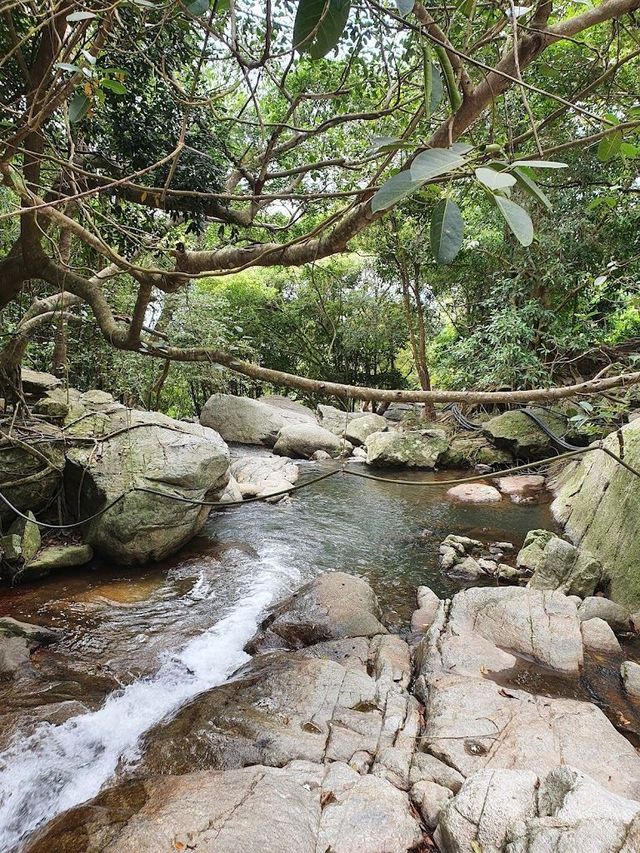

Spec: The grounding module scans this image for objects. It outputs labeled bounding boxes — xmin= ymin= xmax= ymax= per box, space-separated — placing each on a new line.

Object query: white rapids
xmin=0 ymin=548 xmax=299 ymax=852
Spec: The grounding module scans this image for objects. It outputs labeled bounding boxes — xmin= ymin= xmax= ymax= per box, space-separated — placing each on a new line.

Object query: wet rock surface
xmin=365 ymin=429 xmax=448 ymax=468
xmin=13 ymin=571 xmax=640 ymax=853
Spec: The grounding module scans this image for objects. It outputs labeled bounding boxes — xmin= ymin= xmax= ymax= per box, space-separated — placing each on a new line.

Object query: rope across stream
xmin=1 ymin=441 xmax=638 ymax=531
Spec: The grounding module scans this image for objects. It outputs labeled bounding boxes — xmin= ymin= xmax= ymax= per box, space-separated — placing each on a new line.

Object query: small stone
xmin=311 ymin=449 xmax=332 ymax=461
xmin=581 ymin=618 xmax=621 ymax=655
xmin=0 ymin=636 xmax=31 ymax=678
xmin=409 ymin=753 xmax=464 ymax=793
xmin=496 ymin=474 xmax=545 ymax=502
xmin=449 ymin=556 xmax=485 ymax=580
xmin=446 ymin=483 xmax=502 ymax=503
xmin=410 ymin=780 xmax=452 ymax=829
xmin=8 ymin=511 xmax=41 ymax=562
xmin=621 ymin=661 xmax=640 ymax=698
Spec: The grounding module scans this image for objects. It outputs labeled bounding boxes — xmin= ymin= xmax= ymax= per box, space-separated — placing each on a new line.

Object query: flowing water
xmin=0 ymin=462 xmax=561 ymax=850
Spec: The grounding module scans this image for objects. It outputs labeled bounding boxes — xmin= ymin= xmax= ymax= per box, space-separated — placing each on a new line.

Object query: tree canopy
xmin=0 ymin=0 xmax=639 ymax=407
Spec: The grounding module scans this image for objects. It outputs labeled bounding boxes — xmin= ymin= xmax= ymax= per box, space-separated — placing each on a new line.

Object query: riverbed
xmin=0 ymin=463 xmax=584 ymax=850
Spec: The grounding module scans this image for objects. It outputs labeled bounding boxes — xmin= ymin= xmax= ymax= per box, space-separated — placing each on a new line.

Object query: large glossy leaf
xmin=371 ymin=171 xmax=424 ymax=213
xmin=293 ymin=0 xmax=351 ymax=58
xmin=512 ymin=167 xmax=552 ymax=211
xmin=494 ymin=196 xmax=533 ymax=246
xmin=511 ymin=159 xmax=567 ymax=169
xmin=396 ymin=0 xmax=414 ymax=15
xmin=475 ymin=167 xmax=516 ymax=190
xmin=410 ymin=147 xmax=466 ymax=182
xmin=597 ymin=132 xmax=622 ymax=163
xmin=69 ymin=91 xmax=90 ymax=123
xmin=430 ymin=198 xmax=464 ymax=264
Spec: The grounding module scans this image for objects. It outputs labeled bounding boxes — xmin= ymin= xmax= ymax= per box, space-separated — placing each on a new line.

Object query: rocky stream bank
xmin=15 ymin=569 xmax=640 ymax=853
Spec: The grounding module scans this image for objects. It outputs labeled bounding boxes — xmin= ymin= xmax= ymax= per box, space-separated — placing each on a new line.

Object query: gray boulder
xmin=483 ymin=409 xmax=569 ymax=459
xmin=317 ymin=404 xmax=367 ymax=436
xmin=0 ymin=635 xmax=31 ymax=679
xmin=578 ymin=596 xmax=631 ymax=633
xmin=273 ymin=423 xmax=351 ymax=459
xmin=518 ymin=530 xmax=603 ymax=597
xmin=344 ymin=413 xmax=387 ymax=446
xmin=65 ymin=409 xmax=230 ymax=564
xmin=14 ymin=543 xmax=93 ymax=582
xmin=0 ymin=421 xmax=64 ymax=524
xmin=20 ymin=367 xmax=62 ymax=396
xmin=200 ymin=393 xmax=312 ymax=445
xmin=551 ymin=419 xmax=640 ymax=608
xmin=621 ymin=660 xmax=640 ymax=698
xmin=252 ymin=571 xmax=387 ymax=650
xmin=365 ymin=429 xmax=448 ymax=468
xmin=230 ymin=453 xmax=299 ymax=495
xmin=446 ymin=483 xmax=502 ymax=503
xmin=581 ymin=618 xmax=621 ymax=655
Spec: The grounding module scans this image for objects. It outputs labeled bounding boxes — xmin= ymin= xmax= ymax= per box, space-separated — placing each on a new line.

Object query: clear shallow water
xmin=0 ymin=463 xmax=555 ymax=850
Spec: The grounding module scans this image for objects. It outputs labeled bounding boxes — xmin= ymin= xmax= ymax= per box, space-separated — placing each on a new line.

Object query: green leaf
xmin=475 ymin=167 xmax=516 ymax=190
xmin=511 ymin=160 xmax=567 ymax=169
xmin=597 ymin=131 xmax=622 ymax=162
xmin=430 ymin=63 xmax=443 ymax=112
xmin=456 ymin=0 xmax=475 ymax=18
xmin=494 ymin=195 xmax=534 ymax=246
xmin=396 ymin=0 xmax=414 ymax=15
xmin=371 ymin=171 xmax=424 ymax=213
xmin=410 ymin=147 xmax=466 ymax=182
xmin=187 ymin=0 xmax=209 ymax=14
xmin=100 ymin=78 xmax=127 ymax=94
xmin=620 ymin=142 xmax=639 ymax=158
xmin=55 ymin=62 xmax=81 ymax=73
xmin=66 ymin=10 xmax=97 ymax=21
xmin=430 ymin=198 xmax=464 ymax=264
xmin=68 ymin=91 xmax=90 ymax=123
xmin=512 ymin=167 xmax=552 ymax=211
xmin=293 ymin=0 xmax=351 ymax=59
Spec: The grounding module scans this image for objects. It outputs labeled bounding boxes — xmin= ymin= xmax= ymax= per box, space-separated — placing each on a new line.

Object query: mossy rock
xmin=442 ymin=435 xmax=513 ymax=468
xmin=483 ymin=410 xmax=568 ymax=459
xmin=552 ymin=420 xmax=640 ymax=608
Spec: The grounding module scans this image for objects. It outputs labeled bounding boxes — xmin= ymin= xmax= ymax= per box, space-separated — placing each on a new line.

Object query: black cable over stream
xmin=1 ymin=440 xmax=639 ymax=531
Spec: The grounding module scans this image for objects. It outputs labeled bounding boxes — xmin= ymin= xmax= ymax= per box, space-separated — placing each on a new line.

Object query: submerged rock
xmin=65 ymin=408 xmax=230 ymax=564
xmin=365 ymin=429 xmax=448 ymax=468
xmin=446 ymin=483 xmax=502 ymax=503
xmin=200 ymin=393 xmax=313 ymax=445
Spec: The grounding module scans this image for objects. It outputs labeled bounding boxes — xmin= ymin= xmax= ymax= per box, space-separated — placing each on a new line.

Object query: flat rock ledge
xmin=26 ymin=575 xmax=640 ymax=853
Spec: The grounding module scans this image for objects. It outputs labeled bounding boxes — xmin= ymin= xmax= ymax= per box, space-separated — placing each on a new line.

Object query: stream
xmin=0 ymin=463 xmax=572 ymax=851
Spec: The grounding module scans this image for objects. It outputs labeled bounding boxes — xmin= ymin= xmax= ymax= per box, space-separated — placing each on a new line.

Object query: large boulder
xmin=344 ymin=414 xmax=387 ymax=446
xmin=552 ymin=419 xmax=640 ymax=607
xmin=516 ymin=530 xmax=603 ymax=597
xmin=230 ymin=453 xmax=299 ymax=498
xmin=317 ymin=404 xmax=367 ymax=437
xmin=0 ymin=421 xmax=65 ymax=524
xmin=64 ymin=409 xmax=230 ymax=564
xmin=483 ymin=409 xmax=569 ymax=459
xmin=200 ymin=394 xmax=313 ymax=446
xmin=442 ymin=435 xmax=513 ymax=468
xmin=273 ymin=423 xmax=351 ymax=459
xmin=20 ymin=368 xmax=61 ymax=396
xmin=251 ymin=571 xmax=387 ymax=650
xmin=365 ymin=429 xmax=448 ymax=468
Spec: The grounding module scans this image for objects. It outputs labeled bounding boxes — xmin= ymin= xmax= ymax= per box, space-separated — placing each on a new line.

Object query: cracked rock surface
xmin=23 ymin=575 xmax=640 ymax=853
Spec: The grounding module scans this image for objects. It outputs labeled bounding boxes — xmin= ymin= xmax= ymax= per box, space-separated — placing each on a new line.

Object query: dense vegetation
xmin=0 ymin=0 xmax=638 ymax=415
